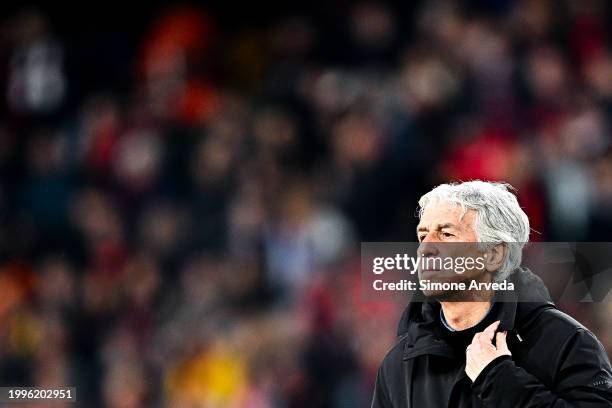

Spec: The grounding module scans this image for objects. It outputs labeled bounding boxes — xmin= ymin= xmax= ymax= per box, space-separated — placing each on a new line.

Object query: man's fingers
xmin=483 ymin=320 xmax=500 ymax=341
xmin=496 ymin=331 xmax=510 ymax=353
xmin=471 ymin=321 xmax=502 ymax=348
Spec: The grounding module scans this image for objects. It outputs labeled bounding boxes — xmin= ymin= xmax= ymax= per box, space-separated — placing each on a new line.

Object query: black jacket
xmin=371 ymin=268 xmax=612 ymax=407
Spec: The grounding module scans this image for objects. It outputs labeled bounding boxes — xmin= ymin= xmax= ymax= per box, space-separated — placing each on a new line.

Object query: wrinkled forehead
xmin=418 ymin=201 xmax=477 ymax=229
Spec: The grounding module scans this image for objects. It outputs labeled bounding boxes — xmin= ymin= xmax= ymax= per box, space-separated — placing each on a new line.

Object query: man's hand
xmin=465 ymin=320 xmax=512 ymax=382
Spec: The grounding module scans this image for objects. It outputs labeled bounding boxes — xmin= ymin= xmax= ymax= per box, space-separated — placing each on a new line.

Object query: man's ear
xmin=484 ymin=243 xmax=507 ymax=273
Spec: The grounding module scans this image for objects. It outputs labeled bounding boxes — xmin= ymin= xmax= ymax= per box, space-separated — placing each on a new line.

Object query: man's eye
xmin=442 ymin=232 xmax=454 ymax=238
xmin=418 ymin=235 xmax=426 ymax=241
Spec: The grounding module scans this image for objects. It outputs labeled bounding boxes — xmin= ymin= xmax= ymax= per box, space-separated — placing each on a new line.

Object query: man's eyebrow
xmin=438 ymin=223 xmax=458 ymax=230
xmin=417 ymin=222 xmax=460 ymax=233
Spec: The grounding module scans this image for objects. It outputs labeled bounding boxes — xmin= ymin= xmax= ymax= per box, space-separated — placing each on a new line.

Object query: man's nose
xmin=418 ymin=236 xmax=440 ymax=257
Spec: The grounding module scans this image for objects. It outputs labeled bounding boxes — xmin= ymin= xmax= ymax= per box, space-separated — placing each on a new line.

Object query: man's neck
xmin=439 ymin=301 xmax=492 ymax=331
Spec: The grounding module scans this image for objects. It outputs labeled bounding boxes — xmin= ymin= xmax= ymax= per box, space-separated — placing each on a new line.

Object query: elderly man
xmin=371 ymin=181 xmax=612 ymax=407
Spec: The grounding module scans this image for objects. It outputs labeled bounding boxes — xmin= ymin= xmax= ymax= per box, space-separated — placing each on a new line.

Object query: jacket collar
xmin=398 ymin=267 xmax=553 ymax=360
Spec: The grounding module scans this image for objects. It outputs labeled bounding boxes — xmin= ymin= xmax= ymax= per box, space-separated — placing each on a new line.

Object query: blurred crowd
xmin=1 ymin=1 xmax=612 ymax=407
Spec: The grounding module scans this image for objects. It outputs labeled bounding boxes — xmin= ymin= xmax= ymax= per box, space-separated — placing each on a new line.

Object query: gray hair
xmin=418 ymin=180 xmax=530 ymax=281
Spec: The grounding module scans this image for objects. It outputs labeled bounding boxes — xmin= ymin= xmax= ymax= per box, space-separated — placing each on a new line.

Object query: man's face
xmin=416 ymin=201 xmax=490 ymax=299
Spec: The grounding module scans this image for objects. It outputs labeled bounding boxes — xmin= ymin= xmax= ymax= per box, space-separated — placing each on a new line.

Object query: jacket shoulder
xmin=520 ymin=306 xmax=607 ymax=359
xmin=372 ymin=334 xmax=411 ymax=407
xmin=379 ymin=332 xmax=410 ymax=372
xmin=521 ymin=306 xmax=590 ymax=339
xmin=537 ymin=307 xmax=610 ymax=359
xmin=532 ymin=307 xmax=606 ymax=350
xmin=517 ymin=306 xmax=611 ymax=384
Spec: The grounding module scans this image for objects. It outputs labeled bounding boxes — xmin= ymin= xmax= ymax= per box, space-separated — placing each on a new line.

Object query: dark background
xmin=0 ymin=0 xmax=611 ymax=406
